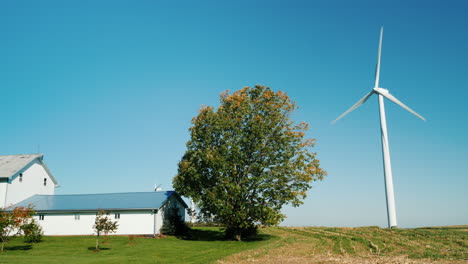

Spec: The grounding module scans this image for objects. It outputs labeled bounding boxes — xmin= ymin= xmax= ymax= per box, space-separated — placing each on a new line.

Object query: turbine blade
xmin=374 ymin=27 xmax=384 ymax=88
xmin=331 ymin=91 xmax=374 ymax=124
xmin=376 ymin=89 xmax=426 ymax=121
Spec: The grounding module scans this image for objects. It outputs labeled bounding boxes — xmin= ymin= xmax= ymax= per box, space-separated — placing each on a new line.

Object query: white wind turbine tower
xmin=332 ymin=27 xmax=425 ymax=228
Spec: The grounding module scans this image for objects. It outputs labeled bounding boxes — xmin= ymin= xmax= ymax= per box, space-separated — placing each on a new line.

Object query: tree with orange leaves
xmin=0 ymin=206 xmax=35 ymax=252
xmin=173 ymin=85 xmax=326 ymax=241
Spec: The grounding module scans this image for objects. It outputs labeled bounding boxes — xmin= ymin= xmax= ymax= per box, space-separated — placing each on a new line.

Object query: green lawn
xmin=0 ymin=227 xmax=275 ymax=264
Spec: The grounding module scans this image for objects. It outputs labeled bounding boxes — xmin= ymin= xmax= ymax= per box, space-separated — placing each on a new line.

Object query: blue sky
xmin=1 ymin=0 xmax=467 ymax=228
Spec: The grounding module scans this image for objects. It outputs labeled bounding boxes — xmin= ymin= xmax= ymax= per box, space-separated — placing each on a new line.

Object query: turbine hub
xmin=373 ymin=87 xmax=389 ymax=94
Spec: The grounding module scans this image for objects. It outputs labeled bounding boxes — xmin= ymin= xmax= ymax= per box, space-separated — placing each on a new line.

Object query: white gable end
xmin=0 ymin=154 xmax=58 ymax=208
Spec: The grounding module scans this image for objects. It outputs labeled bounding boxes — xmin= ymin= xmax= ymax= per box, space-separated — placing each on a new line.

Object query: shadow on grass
xmin=179 ymin=228 xmax=274 ymax=242
xmin=87 ymin=247 xmax=111 ymax=251
xmin=5 ymin=245 xmax=33 ymax=251
xmin=242 ymin=234 xmax=272 ymax=242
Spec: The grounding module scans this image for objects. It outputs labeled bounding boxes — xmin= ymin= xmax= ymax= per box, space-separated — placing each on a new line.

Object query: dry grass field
xmin=220 ymin=226 xmax=468 ymax=264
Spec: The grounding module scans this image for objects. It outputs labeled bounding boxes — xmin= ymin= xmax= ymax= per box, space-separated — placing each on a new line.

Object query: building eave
xmin=160 ymin=191 xmax=189 ymax=209
xmin=38 ymin=158 xmax=60 ymax=187
xmin=35 ymin=208 xmax=160 ymax=214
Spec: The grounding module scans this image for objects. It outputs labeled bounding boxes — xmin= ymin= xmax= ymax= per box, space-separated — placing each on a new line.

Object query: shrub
xmin=21 ymin=219 xmax=43 ymax=243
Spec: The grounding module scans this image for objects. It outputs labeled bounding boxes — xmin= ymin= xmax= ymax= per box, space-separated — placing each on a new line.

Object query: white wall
xmin=113 ymin=211 xmax=155 ymax=235
xmin=37 ymin=213 xmax=97 ymax=236
xmin=0 ymin=181 xmax=7 ymax=208
xmin=155 ymin=209 xmax=163 ymax=235
xmin=36 ymin=210 xmax=163 ymax=236
xmin=6 ymin=160 xmax=56 ymax=207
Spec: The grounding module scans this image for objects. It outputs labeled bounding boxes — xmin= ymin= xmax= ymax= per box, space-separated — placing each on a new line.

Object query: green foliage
xmin=0 ymin=206 xmax=35 ymax=252
xmin=93 ymin=210 xmax=118 ymax=250
xmin=21 ymin=219 xmax=43 ymax=243
xmin=160 ymin=212 xmax=190 ymax=236
xmin=188 ymin=220 xmax=223 ymax=228
xmin=173 ymin=85 xmax=326 ymax=240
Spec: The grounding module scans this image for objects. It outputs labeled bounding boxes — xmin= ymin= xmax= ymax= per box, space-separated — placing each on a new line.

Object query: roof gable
xmin=0 ymin=154 xmax=42 ymax=178
xmin=0 ymin=154 xmax=59 ymax=186
xmin=11 ymin=191 xmax=187 ymax=212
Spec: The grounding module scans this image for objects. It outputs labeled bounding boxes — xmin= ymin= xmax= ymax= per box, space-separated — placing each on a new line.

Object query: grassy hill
xmin=1 ymin=226 xmax=466 ymax=263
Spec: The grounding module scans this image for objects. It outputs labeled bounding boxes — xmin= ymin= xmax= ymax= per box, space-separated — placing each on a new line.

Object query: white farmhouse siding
xmin=0 ymin=181 xmax=7 ymax=207
xmin=6 ymin=160 xmax=56 ymax=207
xmin=155 ymin=209 xmax=163 ymax=235
xmin=13 ymin=191 xmax=188 ymax=236
xmin=36 ymin=211 xmax=161 ymax=236
xmin=36 ymin=213 xmax=97 ymax=236
xmin=0 ymin=154 xmax=59 ymax=208
xmin=112 ymin=211 xmax=156 ymax=235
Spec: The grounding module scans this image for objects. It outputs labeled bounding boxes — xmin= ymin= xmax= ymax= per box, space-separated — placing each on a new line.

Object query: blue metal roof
xmin=11 ymin=191 xmax=187 ymax=212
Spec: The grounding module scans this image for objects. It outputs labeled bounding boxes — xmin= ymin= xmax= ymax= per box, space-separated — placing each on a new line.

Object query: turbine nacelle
xmin=374 ymin=87 xmax=425 ymax=121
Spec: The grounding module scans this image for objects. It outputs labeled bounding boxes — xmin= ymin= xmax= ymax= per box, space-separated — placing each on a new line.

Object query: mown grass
xmin=1 ymin=226 xmax=466 ymax=263
xmin=0 ymin=227 xmax=275 ymax=264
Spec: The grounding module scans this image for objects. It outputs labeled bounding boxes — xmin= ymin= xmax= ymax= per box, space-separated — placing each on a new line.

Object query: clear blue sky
xmin=1 ymin=0 xmax=467 ymax=228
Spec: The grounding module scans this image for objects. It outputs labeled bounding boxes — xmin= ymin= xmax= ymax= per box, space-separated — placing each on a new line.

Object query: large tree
xmin=173 ymin=85 xmax=326 ymax=240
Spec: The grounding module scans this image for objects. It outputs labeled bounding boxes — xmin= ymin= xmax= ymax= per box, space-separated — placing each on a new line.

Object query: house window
xmin=114 ymin=213 xmax=120 ymax=219
xmin=19 ymin=173 xmax=23 ymax=182
xmin=39 ymin=215 xmax=45 ymax=221
xmin=43 ymin=178 xmax=47 ymax=186
xmin=74 ymin=214 xmax=80 ymax=220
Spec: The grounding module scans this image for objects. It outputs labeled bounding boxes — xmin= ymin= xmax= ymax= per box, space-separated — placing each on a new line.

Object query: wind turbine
xmin=332 ymin=27 xmax=425 ymax=228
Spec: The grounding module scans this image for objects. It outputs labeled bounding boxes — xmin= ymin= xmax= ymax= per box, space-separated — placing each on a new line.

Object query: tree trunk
xmin=95 ymin=236 xmax=99 ymax=250
xmin=1 ymin=241 xmax=4 ymax=252
xmin=234 ymin=232 xmax=241 ymax=241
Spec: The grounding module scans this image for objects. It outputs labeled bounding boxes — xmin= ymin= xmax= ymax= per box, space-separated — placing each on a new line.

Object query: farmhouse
xmin=1 ymin=154 xmax=188 ymax=236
